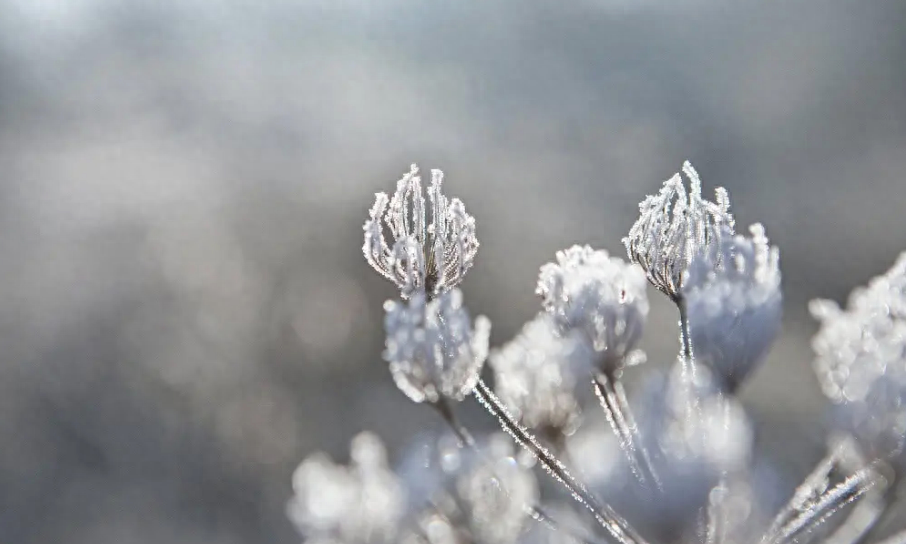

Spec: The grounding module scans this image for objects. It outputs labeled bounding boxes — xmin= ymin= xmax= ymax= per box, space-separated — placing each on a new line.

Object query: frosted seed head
xmin=536 ymin=245 xmax=649 ymax=374
xmin=623 ymin=161 xmax=735 ymax=301
xmin=363 ymin=164 xmax=478 ymax=299
xmin=287 ymin=432 xmax=405 ymax=543
xmin=811 ymin=252 xmax=906 ymax=462
xmin=489 ymin=314 xmax=584 ymax=435
xmin=682 ymin=223 xmax=783 ymax=392
xmin=383 ymin=288 xmax=490 ymax=404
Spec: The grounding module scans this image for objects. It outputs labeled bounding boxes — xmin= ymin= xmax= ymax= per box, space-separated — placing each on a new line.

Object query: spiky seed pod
xmin=623 ymin=161 xmax=735 ymax=301
xmin=363 ymin=165 xmax=478 ymax=299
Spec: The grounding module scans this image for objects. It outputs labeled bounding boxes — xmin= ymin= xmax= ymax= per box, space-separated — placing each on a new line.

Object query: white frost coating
xmin=490 ymin=314 xmax=584 ymax=434
xmin=811 ymin=252 xmax=906 ymax=461
xmin=383 ymin=288 xmax=491 ymax=404
xmin=623 ymin=161 xmax=735 ymax=300
xmin=683 ymin=223 xmax=782 ymax=391
xmin=287 ymin=432 xmax=405 ymax=543
xmin=363 ymin=164 xmax=479 ymax=299
xmin=537 ymin=245 xmax=649 ymax=373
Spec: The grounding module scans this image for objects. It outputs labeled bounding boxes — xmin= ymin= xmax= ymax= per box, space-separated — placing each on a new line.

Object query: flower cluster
xmin=288 ymin=160 xmax=906 ymax=544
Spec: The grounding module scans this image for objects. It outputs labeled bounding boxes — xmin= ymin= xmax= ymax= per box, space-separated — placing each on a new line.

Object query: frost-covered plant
xmin=290 ymin=162 xmax=906 ymax=544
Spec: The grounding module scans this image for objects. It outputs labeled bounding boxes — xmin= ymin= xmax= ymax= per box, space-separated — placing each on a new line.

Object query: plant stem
xmin=473 ymin=378 xmax=647 ymax=544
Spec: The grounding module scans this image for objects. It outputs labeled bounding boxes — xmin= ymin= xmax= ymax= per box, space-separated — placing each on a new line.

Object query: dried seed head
xmin=383 ymin=288 xmax=491 ymax=404
xmin=623 ymin=161 xmax=735 ymax=301
xmin=811 ymin=252 xmax=906 ymax=462
xmin=683 ymin=223 xmax=783 ymax=392
xmin=537 ymin=245 xmax=649 ymax=373
xmin=364 ymin=165 xmax=478 ymax=299
xmin=287 ymin=432 xmax=405 ymax=543
xmin=490 ymin=314 xmax=584 ymax=435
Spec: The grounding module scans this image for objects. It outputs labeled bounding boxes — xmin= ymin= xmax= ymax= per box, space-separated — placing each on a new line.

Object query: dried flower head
xmin=287 ymin=432 xmax=405 ymax=543
xmin=624 ymin=161 xmax=735 ymax=301
xmin=811 ymin=252 xmax=906 ymax=462
xmin=490 ymin=315 xmax=584 ymax=435
xmin=364 ymin=164 xmax=479 ymax=299
xmin=401 ymin=433 xmax=538 ymax=544
xmin=683 ymin=223 xmax=782 ymax=392
xmin=537 ymin=245 xmax=649 ymax=373
xmin=384 ymin=288 xmax=491 ymax=404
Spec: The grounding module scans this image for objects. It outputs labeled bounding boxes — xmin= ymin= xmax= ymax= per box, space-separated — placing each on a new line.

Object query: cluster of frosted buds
xmin=489 ymin=315 xmax=584 ymax=437
xmin=287 ymin=432 xmax=405 ymax=544
xmin=682 ymin=223 xmax=782 ymax=392
xmin=364 ymin=164 xmax=479 ymax=299
xmin=384 ymin=288 xmax=491 ymax=404
xmin=401 ymin=434 xmax=538 ymax=544
xmin=810 ymin=252 xmax=906 ymax=462
xmin=536 ymin=245 xmax=649 ymax=374
xmin=623 ymin=161 xmax=735 ymax=302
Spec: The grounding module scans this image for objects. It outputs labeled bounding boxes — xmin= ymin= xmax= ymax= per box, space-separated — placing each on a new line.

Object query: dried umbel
xmin=624 ymin=161 xmax=735 ymax=301
xmin=490 ymin=315 xmax=584 ymax=436
xmin=364 ymin=164 xmax=479 ymax=299
xmin=384 ymin=288 xmax=491 ymax=404
xmin=683 ymin=223 xmax=782 ymax=392
xmin=537 ymin=245 xmax=649 ymax=374
xmin=811 ymin=252 xmax=906 ymax=462
xmin=287 ymin=432 xmax=405 ymax=544
xmin=402 ymin=434 xmax=539 ymax=544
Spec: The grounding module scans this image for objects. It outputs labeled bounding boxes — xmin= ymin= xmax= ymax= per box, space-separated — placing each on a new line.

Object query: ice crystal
xmin=811 ymin=252 xmax=906 ymax=462
xmin=683 ymin=223 xmax=783 ymax=392
xmin=383 ymin=288 xmax=491 ymax=404
xmin=287 ymin=432 xmax=405 ymax=543
xmin=489 ymin=314 xmax=584 ymax=436
xmin=363 ymin=164 xmax=479 ymax=299
xmin=537 ymin=245 xmax=649 ymax=373
xmin=623 ymin=161 xmax=735 ymax=301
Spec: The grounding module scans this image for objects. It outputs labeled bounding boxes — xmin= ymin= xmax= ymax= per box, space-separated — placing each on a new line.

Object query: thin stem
xmin=677 ymin=296 xmax=694 ymax=374
xmin=473 ymin=378 xmax=648 ymax=544
xmin=775 ymin=465 xmax=882 ymax=544
xmin=592 ymin=374 xmax=662 ymax=492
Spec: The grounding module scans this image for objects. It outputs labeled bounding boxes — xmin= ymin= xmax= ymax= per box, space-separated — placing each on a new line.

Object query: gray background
xmin=1 ymin=1 xmax=905 ymax=542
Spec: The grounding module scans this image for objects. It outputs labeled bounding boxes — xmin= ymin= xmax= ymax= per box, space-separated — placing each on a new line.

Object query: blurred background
xmin=2 ymin=0 xmax=906 ymax=542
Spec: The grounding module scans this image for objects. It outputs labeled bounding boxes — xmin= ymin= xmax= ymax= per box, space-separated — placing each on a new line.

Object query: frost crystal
xmin=811 ymin=252 xmax=906 ymax=462
xmin=683 ymin=223 xmax=782 ymax=391
xmin=363 ymin=164 xmax=479 ymax=299
xmin=489 ymin=315 xmax=584 ymax=435
xmin=536 ymin=245 xmax=649 ymax=373
xmin=287 ymin=432 xmax=405 ymax=543
xmin=623 ymin=161 xmax=735 ymax=301
xmin=383 ymin=288 xmax=491 ymax=404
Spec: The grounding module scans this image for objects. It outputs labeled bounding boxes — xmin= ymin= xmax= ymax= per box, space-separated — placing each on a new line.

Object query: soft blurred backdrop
xmin=1 ymin=1 xmax=906 ymax=542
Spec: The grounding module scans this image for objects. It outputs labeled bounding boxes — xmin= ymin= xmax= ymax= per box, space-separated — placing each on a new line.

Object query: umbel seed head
xmin=363 ymin=164 xmax=478 ymax=299
xmin=624 ymin=161 xmax=735 ymax=301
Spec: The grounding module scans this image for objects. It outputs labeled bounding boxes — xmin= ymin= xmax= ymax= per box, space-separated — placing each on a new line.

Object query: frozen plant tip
xmin=682 ymin=223 xmax=782 ymax=392
xmin=537 ymin=245 xmax=649 ymax=374
xmin=624 ymin=161 xmax=735 ymax=302
xmin=384 ymin=288 xmax=491 ymax=404
xmin=364 ymin=164 xmax=479 ymax=299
